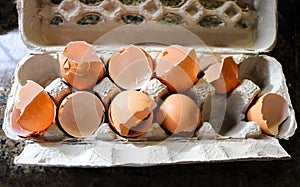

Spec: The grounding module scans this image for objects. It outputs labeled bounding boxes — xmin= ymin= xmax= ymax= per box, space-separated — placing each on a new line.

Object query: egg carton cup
xmin=19 ymin=0 xmax=276 ymax=53
xmin=2 ymin=0 xmax=297 ymax=167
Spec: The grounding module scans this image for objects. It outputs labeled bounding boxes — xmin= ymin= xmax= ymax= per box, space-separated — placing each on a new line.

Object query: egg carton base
xmin=14 ymin=135 xmax=289 ymax=167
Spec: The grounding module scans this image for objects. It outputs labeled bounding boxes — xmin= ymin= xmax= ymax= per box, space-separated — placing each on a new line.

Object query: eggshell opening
xmin=247 ymin=93 xmax=290 ymax=136
xmin=108 ymin=45 xmax=154 ymax=90
xmin=13 ymin=81 xmax=56 ymax=133
xmin=11 ymin=107 xmax=32 ymax=137
xmin=108 ymin=90 xmax=156 ymax=137
xmin=211 ymin=56 xmax=239 ymax=94
xmin=158 ymin=94 xmax=202 ymax=134
xmin=155 ymin=45 xmax=199 ymax=92
xmin=58 ymin=91 xmax=105 ymax=138
xmin=17 ymin=91 xmax=56 ymax=132
xmin=60 ymin=41 xmax=105 ymax=90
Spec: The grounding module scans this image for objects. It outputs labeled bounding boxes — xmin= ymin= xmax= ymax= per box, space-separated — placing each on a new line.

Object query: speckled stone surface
xmin=0 ymin=1 xmax=299 ymax=186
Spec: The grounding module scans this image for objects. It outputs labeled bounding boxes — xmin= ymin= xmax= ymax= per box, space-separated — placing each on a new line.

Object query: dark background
xmin=0 ymin=0 xmax=299 ymax=186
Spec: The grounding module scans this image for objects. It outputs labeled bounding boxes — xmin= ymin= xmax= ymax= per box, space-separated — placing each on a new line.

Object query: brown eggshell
xmin=108 ymin=90 xmax=156 ymax=137
xmin=60 ymin=41 xmax=105 ymax=90
xmin=198 ymin=54 xmax=222 ymax=71
xmin=247 ymin=93 xmax=290 ymax=136
xmin=11 ymin=106 xmax=32 ymax=137
xmin=157 ymin=94 xmax=202 ymax=134
xmin=58 ymin=91 xmax=105 ymax=138
xmin=210 ymin=56 xmax=239 ymax=94
xmin=108 ymin=45 xmax=154 ymax=90
xmin=155 ymin=45 xmax=200 ymax=92
xmin=13 ymin=81 xmax=56 ymax=134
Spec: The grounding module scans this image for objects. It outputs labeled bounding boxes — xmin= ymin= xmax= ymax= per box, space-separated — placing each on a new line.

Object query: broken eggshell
xmin=155 ymin=45 xmax=200 ymax=92
xmin=11 ymin=106 xmax=32 ymax=137
xmin=108 ymin=90 xmax=157 ymax=137
xmin=198 ymin=53 xmax=222 ymax=71
xmin=60 ymin=41 xmax=105 ymax=90
xmin=247 ymin=93 xmax=290 ymax=136
xmin=157 ymin=94 xmax=202 ymax=135
xmin=58 ymin=91 xmax=105 ymax=138
xmin=11 ymin=81 xmax=56 ymax=137
xmin=108 ymin=45 xmax=154 ymax=90
xmin=208 ymin=56 xmax=239 ymax=94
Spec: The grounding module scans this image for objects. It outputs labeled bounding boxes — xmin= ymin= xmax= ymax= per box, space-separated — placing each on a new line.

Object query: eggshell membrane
xmin=11 ymin=107 xmax=32 ymax=137
xmin=158 ymin=94 xmax=202 ymax=134
xmin=16 ymin=80 xmax=44 ymax=110
xmin=211 ymin=56 xmax=239 ymax=94
xmin=60 ymin=41 xmax=105 ymax=90
xmin=247 ymin=93 xmax=290 ymax=136
xmin=109 ymin=90 xmax=156 ymax=137
xmin=13 ymin=81 xmax=56 ymax=133
xmin=108 ymin=45 xmax=154 ymax=90
xmin=58 ymin=91 xmax=105 ymax=138
xmin=155 ymin=45 xmax=200 ymax=92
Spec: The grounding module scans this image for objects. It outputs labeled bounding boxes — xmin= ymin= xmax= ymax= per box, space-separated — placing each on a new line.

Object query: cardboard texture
xmin=2 ymin=0 xmax=297 ymax=167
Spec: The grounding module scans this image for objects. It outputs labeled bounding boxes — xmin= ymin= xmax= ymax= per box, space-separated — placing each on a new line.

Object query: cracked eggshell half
xmin=155 ymin=45 xmax=200 ymax=92
xmin=247 ymin=93 xmax=290 ymax=136
xmin=157 ymin=94 xmax=202 ymax=135
xmin=60 ymin=41 xmax=105 ymax=90
xmin=109 ymin=90 xmax=157 ymax=137
xmin=209 ymin=56 xmax=239 ymax=94
xmin=11 ymin=81 xmax=56 ymax=137
xmin=108 ymin=45 xmax=154 ymax=90
xmin=58 ymin=91 xmax=105 ymax=138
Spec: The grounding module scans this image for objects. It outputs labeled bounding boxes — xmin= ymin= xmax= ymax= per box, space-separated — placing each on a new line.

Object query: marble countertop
xmin=1 ymin=3 xmax=299 ymax=186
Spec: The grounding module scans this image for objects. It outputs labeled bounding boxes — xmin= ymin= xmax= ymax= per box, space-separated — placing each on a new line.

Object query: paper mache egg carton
xmin=2 ymin=0 xmax=297 ymax=167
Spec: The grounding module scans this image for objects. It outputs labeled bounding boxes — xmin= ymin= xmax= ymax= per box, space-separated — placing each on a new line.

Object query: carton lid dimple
xmin=18 ymin=0 xmax=277 ymax=54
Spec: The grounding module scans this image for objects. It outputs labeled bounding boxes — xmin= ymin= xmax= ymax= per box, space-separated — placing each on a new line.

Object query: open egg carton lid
xmin=17 ymin=0 xmax=277 ymax=53
xmin=3 ymin=0 xmax=298 ymax=167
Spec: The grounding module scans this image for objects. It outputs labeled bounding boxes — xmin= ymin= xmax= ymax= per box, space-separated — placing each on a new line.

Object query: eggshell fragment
xmin=109 ymin=90 xmax=156 ymax=137
xmin=198 ymin=54 xmax=222 ymax=71
xmin=155 ymin=45 xmax=200 ymax=92
xmin=60 ymin=41 xmax=105 ymax=90
xmin=108 ymin=45 xmax=154 ymax=90
xmin=11 ymin=81 xmax=56 ymax=135
xmin=210 ymin=56 xmax=239 ymax=94
xmin=157 ymin=94 xmax=202 ymax=135
xmin=247 ymin=93 xmax=290 ymax=136
xmin=58 ymin=91 xmax=105 ymax=138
